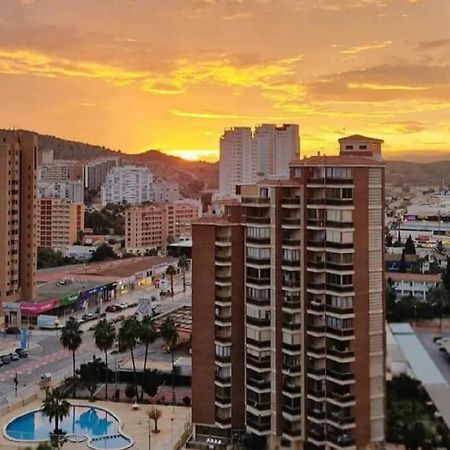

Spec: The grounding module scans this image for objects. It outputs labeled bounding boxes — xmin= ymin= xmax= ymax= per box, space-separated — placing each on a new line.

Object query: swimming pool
xmin=3 ymin=405 xmax=133 ymax=449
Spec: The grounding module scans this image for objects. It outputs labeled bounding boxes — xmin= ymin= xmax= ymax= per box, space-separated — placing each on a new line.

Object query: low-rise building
xmin=386 ymin=272 xmax=441 ymax=300
xmin=38 ymin=180 xmax=84 ymax=203
xmin=38 ymin=198 xmax=85 ymax=250
xmin=125 ymin=200 xmax=201 ymax=253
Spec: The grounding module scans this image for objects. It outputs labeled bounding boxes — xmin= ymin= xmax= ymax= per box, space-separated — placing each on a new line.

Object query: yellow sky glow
xmin=0 ymin=0 xmax=448 ymax=161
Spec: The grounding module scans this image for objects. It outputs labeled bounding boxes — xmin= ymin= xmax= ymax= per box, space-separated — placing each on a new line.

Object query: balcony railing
xmin=247 ymin=354 xmax=271 ymax=369
xmin=282 ymin=197 xmax=300 ymax=205
xmin=282 ymin=299 xmax=301 ymax=310
xmin=216 ymin=255 xmax=231 ymax=262
xmin=327 ymin=369 xmax=355 ymax=382
xmin=326 ymin=327 xmax=354 ymax=338
xmin=327 ymin=347 xmax=354 ymax=359
xmin=282 ymin=259 xmax=301 ymax=267
xmin=215 ymin=354 xmax=231 ymax=363
xmin=246 ymin=417 xmax=271 ymax=432
xmin=282 ymin=342 xmax=301 ymax=352
xmin=246 ymin=276 xmax=271 ymax=286
xmin=282 ymin=321 xmax=300 ymax=331
xmin=215 ymin=313 xmax=231 ymax=324
xmin=282 ymin=218 xmax=301 ymax=226
xmin=282 ymin=383 xmax=301 ymax=395
xmin=283 ymin=280 xmax=301 ymax=288
xmin=244 ymin=216 xmax=271 ymax=224
xmin=326 ymin=221 xmax=354 ymax=229
xmin=242 ymin=197 xmax=270 ymax=205
xmin=282 ymin=239 xmax=301 ymax=246
xmin=326 ymin=283 xmax=354 ymax=293
xmin=215 ymin=416 xmax=231 ymax=426
xmin=215 ymin=373 xmax=231 ymax=384
xmin=307 ymin=282 xmax=326 ymax=291
xmin=247 ymin=296 xmax=271 ymax=307
xmin=246 ymin=337 xmax=271 ymax=348
xmin=247 ymin=377 xmax=271 ymax=390
xmin=325 ymin=262 xmax=354 ymax=271
xmin=328 ymin=391 xmax=355 ymax=404
xmin=215 ymin=275 xmax=231 ymax=283
xmin=308 ymin=301 xmax=325 ymax=312
xmin=246 ymin=236 xmax=271 ymax=245
xmin=325 ymin=241 xmax=353 ymax=250
xmin=327 ymin=433 xmax=355 ymax=447
xmin=246 ymin=257 xmax=270 ymax=266
xmin=282 ymin=362 xmax=301 ymax=373
xmin=247 ymin=316 xmax=271 ymax=327
xmin=326 ymin=199 xmax=353 ymax=206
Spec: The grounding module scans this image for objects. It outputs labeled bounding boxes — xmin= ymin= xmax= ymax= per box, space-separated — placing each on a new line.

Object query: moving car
xmin=81 ymin=313 xmax=95 ymax=321
xmin=105 ymin=305 xmax=119 ymax=312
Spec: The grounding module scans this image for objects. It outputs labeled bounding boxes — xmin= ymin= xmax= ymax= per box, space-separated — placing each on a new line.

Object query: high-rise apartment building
xmin=125 ymin=200 xmax=201 ymax=253
xmin=84 ymin=158 xmax=119 ymax=190
xmin=219 ymin=124 xmax=300 ymax=198
xmin=38 ymin=198 xmax=85 ymax=250
xmin=0 ymin=131 xmax=37 ymax=314
xmin=100 ymin=165 xmax=154 ymax=206
xmin=191 ymin=136 xmax=385 ymax=450
xmin=219 ymin=127 xmax=254 ymax=198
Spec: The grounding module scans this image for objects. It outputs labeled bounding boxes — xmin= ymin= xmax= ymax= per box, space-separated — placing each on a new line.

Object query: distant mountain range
xmin=3 ymin=129 xmax=450 ymax=191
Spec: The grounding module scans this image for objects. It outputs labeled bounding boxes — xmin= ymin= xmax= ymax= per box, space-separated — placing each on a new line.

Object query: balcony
xmin=215 ymin=354 xmax=231 ymax=364
xmin=326 ymin=221 xmax=354 ymax=229
xmin=247 ymin=354 xmax=271 ymax=369
xmin=282 ymin=299 xmax=301 ymax=310
xmin=326 ymin=305 xmax=353 ymax=315
xmin=308 ymin=323 xmax=325 ymax=333
xmin=247 ymin=315 xmax=271 ymax=327
xmin=282 ymin=259 xmax=301 ymax=268
xmin=215 ymin=373 xmax=231 ymax=385
xmin=247 ymin=296 xmax=270 ymax=307
xmin=216 ymin=255 xmax=231 ymax=263
xmin=308 ymin=198 xmax=326 ymax=206
xmin=215 ymin=392 xmax=231 ymax=405
xmin=242 ymin=197 xmax=270 ymax=206
xmin=244 ymin=216 xmax=271 ymax=225
xmin=215 ymin=333 xmax=231 ymax=344
xmin=327 ymin=433 xmax=355 ymax=448
xmin=307 ymin=386 xmax=325 ymax=399
xmin=246 ymin=257 xmax=270 ymax=266
xmin=282 ymin=239 xmax=301 ymax=247
xmin=307 ymin=239 xmax=325 ymax=248
xmin=282 ymin=342 xmax=301 ymax=353
xmin=308 ymin=301 xmax=325 ymax=312
xmin=246 ymin=337 xmax=271 ymax=349
xmin=307 ymin=344 xmax=325 ymax=357
xmin=247 ymin=377 xmax=271 ymax=391
xmin=246 ymin=236 xmax=270 ymax=245
xmin=308 ymin=260 xmax=325 ymax=269
xmin=325 ymin=241 xmax=353 ymax=250
xmin=328 ymin=390 xmax=355 ymax=405
xmin=282 ymin=423 xmax=302 ymax=438
xmin=247 ymin=400 xmax=271 ymax=411
xmin=282 ymin=362 xmax=301 ymax=374
xmin=215 ymin=275 xmax=231 ymax=283
xmin=326 ymin=283 xmax=354 ymax=293
xmin=281 ymin=197 xmax=300 ymax=205
xmin=215 ymin=294 xmax=231 ymax=303
xmin=283 ymin=279 xmax=301 ymax=289
xmin=282 ymin=321 xmax=300 ymax=331
xmin=327 ymin=347 xmax=354 ymax=360
xmin=246 ymin=276 xmax=271 ymax=286
xmin=325 ymin=262 xmax=354 ymax=271
xmin=282 ymin=404 xmax=302 ymax=417
xmin=307 ymin=219 xmax=325 ymax=228
xmin=327 ymin=369 xmax=355 ymax=383
xmin=326 ymin=327 xmax=354 ymax=339
xmin=307 ymin=282 xmax=326 ymax=292
xmin=246 ymin=417 xmax=271 ymax=433
xmin=283 ymin=383 xmax=301 ymax=395
xmin=328 ymin=411 xmax=355 ymax=426
xmin=215 ymin=313 xmax=231 ymax=324
xmin=282 ymin=218 xmax=301 ymax=226
xmin=325 ymin=199 xmax=353 ymax=207
xmin=215 ymin=416 xmax=231 ymax=427
xmin=307 ymin=367 xmax=326 ymax=378
xmin=215 ymin=235 xmax=231 ymax=244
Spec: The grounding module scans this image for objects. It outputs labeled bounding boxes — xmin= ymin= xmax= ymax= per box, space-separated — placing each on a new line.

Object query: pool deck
xmin=0 ymin=399 xmax=191 ymax=450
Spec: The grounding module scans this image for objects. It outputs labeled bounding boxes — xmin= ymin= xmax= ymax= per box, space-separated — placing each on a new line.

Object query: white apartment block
xmin=219 ymin=124 xmax=300 ymax=198
xmin=38 ymin=180 xmax=84 ymax=203
xmin=100 ymin=166 xmax=154 ymax=206
xmin=152 ymin=181 xmax=181 ymax=203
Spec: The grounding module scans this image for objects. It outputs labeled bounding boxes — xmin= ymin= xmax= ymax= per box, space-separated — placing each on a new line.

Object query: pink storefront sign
xmin=20 ymin=299 xmax=60 ymax=315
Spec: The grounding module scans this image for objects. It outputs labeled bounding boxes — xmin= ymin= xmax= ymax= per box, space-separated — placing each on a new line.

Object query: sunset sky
xmin=0 ymin=0 xmax=449 ymax=161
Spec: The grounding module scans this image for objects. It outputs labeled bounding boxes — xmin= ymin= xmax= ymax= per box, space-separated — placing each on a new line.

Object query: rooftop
xmin=386 ymin=272 xmax=442 ymax=282
xmin=338 ymin=134 xmax=384 ymax=143
xmin=291 ymin=155 xmax=384 ymax=167
xmin=36 ymin=279 xmax=104 ymax=301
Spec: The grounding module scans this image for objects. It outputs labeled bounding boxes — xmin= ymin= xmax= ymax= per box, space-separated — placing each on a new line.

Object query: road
xmin=0 ymin=273 xmax=191 ymax=404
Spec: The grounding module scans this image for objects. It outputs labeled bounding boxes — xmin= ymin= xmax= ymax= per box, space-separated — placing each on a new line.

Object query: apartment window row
xmin=246 ymin=287 xmax=270 ymax=301
xmin=327 ymin=295 xmax=353 ymax=309
xmin=327 ymin=187 xmax=352 ymax=199
xmin=326 ymin=316 xmax=353 ymax=330
xmin=327 ymin=209 xmax=352 ymax=223
xmin=327 ymin=273 xmax=353 ymax=286
xmin=246 ymin=227 xmax=270 ymax=238
xmin=326 ymin=230 xmax=353 ymax=244
xmin=247 ymin=247 xmax=270 ymax=259
xmin=215 ymin=345 xmax=231 ymax=358
xmin=283 ymin=248 xmax=300 ymax=261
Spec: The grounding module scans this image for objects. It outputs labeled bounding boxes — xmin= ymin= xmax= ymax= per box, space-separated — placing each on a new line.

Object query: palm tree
xmin=178 ymin=256 xmax=189 ymax=292
xmin=148 ymin=406 xmax=162 ymax=433
xmin=60 ymin=317 xmax=83 ymax=398
xmin=93 ymin=319 xmax=116 ymax=400
xmin=139 ymin=316 xmax=156 ymax=400
xmin=42 ymin=387 xmax=70 ymax=436
xmin=119 ymin=317 xmax=140 ymax=401
xmin=160 ymin=316 xmax=179 ymax=405
xmin=165 ymin=265 xmax=176 ymax=297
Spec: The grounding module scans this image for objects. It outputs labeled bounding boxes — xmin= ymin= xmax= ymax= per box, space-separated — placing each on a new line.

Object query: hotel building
xmin=191 ymin=135 xmax=385 ymax=450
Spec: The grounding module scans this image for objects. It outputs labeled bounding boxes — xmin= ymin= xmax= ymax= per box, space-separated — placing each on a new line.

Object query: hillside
xmin=3 ymin=129 xmax=449 ymax=191
xmin=386 ymin=160 xmax=450 ymax=187
xmin=1 ymin=130 xmax=219 ymax=197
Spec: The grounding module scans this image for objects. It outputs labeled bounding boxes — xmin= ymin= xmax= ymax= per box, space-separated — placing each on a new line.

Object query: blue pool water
xmin=4 ymin=405 xmax=132 ymax=449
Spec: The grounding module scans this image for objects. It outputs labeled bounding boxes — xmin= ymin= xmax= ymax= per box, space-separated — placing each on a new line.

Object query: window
xmin=247 ymin=227 xmax=270 ymax=239
xmin=326 ymin=230 xmax=353 ymax=243
xmin=247 ymin=247 xmax=270 ymax=259
xmin=293 ymin=167 xmax=302 ymax=178
xmin=327 ymin=295 xmax=353 ymax=309
xmin=345 ymin=145 xmax=353 ymax=150
xmin=326 ymin=209 xmax=352 ymax=223
xmin=325 ymin=167 xmax=352 ymax=179
xmin=326 ymin=316 xmax=353 ymax=329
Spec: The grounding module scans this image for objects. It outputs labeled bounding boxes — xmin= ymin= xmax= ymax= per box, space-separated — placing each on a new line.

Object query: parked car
xmin=160 ymin=290 xmax=167 ymax=297
xmin=82 ymin=313 xmax=95 ymax=321
xmin=9 ymin=352 xmax=19 ymax=361
xmin=15 ymin=348 xmax=28 ymax=358
xmin=5 ymin=327 xmax=19 ymax=335
xmin=1 ymin=355 xmax=11 ymax=364
xmin=118 ymin=303 xmax=129 ymax=310
xmin=105 ymin=305 xmax=119 ymax=313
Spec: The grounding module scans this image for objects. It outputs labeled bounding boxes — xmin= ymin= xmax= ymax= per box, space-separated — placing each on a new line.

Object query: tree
xmin=141 ymin=370 xmax=159 ymax=399
xmin=428 ymin=284 xmax=449 ymax=333
xmin=119 ymin=317 xmax=140 ymax=401
xmin=93 ymin=319 xmax=116 ymax=400
xmin=160 ymin=316 xmax=179 ymax=405
xmin=139 ymin=316 xmax=156 ymax=400
xmin=60 ymin=318 xmax=83 ymax=398
xmin=435 ymin=240 xmax=446 ymax=255
xmin=91 ymin=243 xmax=117 ymax=262
xmin=167 ymin=234 xmax=175 ymax=245
xmin=399 ymin=250 xmax=407 ymax=273
xmin=178 ymin=255 xmax=189 ymax=292
xmin=166 ymin=265 xmax=176 ymax=297
xmin=404 ymin=235 xmax=416 ymax=255
xmin=148 ymin=406 xmax=162 ymax=433
xmin=78 ymin=356 xmax=106 ymax=400
xmin=42 ymin=387 xmax=70 ymax=436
